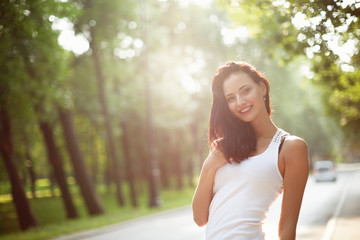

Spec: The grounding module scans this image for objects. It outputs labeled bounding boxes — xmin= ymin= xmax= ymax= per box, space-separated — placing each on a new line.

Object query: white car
xmin=313 ymin=160 xmax=337 ymax=182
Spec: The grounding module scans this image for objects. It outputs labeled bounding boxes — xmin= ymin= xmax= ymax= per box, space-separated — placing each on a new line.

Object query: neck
xmin=250 ymin=113 xmax=277 ymax=139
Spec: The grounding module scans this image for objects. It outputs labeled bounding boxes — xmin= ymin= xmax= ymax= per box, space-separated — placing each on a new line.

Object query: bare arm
xmin=192 ymin=147 xmax=228 ymax=227
xmin=278 ymin=136 xmax=309 ymax=240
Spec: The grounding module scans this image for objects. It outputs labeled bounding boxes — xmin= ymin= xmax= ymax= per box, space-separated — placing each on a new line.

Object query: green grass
xmin=0 ymin=181 xmax=195 ymax=240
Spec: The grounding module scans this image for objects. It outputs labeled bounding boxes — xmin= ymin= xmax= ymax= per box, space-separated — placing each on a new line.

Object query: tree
xmin=0 ymin=0 xmax=79 ymax=228
xmin=218 ymin=0 xmax=360 ymax=143
xmin=90 ymin=28 xmax=126 ymax=206
xmin=140 ymin=0 xmax=161 ymax=207
xmin=39 ymin=120 xmax=79 ymax=219
xmin=71 ymin=0 xmax=137 ymax=206
xmin=0 ymin=107 xmax=38 ymax=231
xmin=58 ymin=107 xmax=105 ymax=215
xmin=23 ymin=134 xmax=37 ymax=199
xmin=120 ymin=120 xmax=138 ymax=207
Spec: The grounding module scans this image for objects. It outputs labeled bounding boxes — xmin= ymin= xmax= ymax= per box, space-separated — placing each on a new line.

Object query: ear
xmin=259 ymin=81 xmax=267 ymax=97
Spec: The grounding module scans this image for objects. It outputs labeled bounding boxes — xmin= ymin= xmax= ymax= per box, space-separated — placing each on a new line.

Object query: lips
xmin=239 ymin=105 xmax=252 ymax=114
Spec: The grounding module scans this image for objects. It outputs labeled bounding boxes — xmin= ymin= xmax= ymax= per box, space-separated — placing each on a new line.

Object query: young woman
xmin=192 ymin=61 xmax=309 ymax=240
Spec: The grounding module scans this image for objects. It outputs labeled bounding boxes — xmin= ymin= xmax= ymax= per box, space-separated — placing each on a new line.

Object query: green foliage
xmin=1 ymin=0 xmax=356 ymax=234
xmin=0 ymin=181 xmax=194 ymax=239
xmin=219 ymin=0 xmax=360 ymax=151
xmin=266 ymin=59 xmax=343 ymax=161
xmin=314 ymin=61 xmax=360 ymax=142
xmin=0 ymin=0 xmax=78 ymax=127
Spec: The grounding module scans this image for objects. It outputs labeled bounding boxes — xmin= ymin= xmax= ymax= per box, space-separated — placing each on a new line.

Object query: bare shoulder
xmin=282 ymin=135 xmax=308 ymax=165
xmin=283 ymin=135 xmax=307 ymax=151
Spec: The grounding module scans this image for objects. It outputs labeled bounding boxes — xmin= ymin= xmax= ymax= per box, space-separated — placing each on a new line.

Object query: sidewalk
xmin=53 ymin=206 xmax=204 ymax=240
xmin=324 ymin=169 xmax=360 ymax=240
xmin=332 ymin=216 xmax=360 ymax=240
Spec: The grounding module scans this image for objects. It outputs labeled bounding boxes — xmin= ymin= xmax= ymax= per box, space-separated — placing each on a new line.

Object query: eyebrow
xmin=225 ymin=84 xmax=249 ymax=97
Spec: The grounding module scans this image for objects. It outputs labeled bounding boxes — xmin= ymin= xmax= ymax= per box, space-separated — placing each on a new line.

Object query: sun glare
xmin=51 ymin=17 xmax=89 ymax=55
xmin=180 ymin=75 xmax=201 ymax=93
xmin=290 ymin=3 xmax=358 ymax=68
xmin=221 ymin=26 xmax=248 ymax=46
xmin=177 ymin=0 xmax=213 ymax=8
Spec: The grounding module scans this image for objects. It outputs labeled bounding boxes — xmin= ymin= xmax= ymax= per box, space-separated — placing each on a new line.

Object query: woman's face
xmin=222 ymin=71 xmax=267 ymax=123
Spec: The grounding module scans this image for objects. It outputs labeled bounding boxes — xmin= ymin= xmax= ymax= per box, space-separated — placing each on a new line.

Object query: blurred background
xmin=0 ymin=0 xmax=359 ymax=239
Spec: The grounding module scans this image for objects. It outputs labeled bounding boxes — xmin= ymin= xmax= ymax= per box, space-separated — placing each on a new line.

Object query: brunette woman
xmin=192 ymin=61 xmax=309 ymax=240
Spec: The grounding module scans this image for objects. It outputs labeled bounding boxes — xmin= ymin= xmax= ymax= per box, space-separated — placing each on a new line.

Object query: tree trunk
xmin=186 ymin=159 xmax=194 ymax=188
xmin=58 ymin=107 xmax=105 ymax=215
xmin=15 ymin=152 xmax=27 ymax=188
xmin=49 ymin=171 xmax=56 ymax=197
xmin=90 ymin=137 xmax=99 ymax=184
xmin=24 ymin=141 xmax=37 ymax=199
xmin=0 ymin=108 xmax=38 ymax=231
xmin=89 ymin=28 xmax=125 ymax=206
xmin=191 ymin=121 xmax=202 ymax=169
xmin=104 ymin=156 xmax=112 ymax=195
xmin=173 ymin=133 xmax=183 ymax=190
xmin=39 ymin=121 xmax=78 ymax=219
xmin=189 ymin=121 xmax=200 ymax=188
xmin=159 ymin=161 xmax=170 ymax=189
xmin=159 ymin=131 xmax=170 ymax=189
xmin=120 ymin=120 xmax=138 ymax=207
xmin=146 ymin=121 xmax=161 ymax=207
xmin=141 ymin=0 xmax=161 ymax=207
xmin=136 ymin=133 xmax=149 ymax=194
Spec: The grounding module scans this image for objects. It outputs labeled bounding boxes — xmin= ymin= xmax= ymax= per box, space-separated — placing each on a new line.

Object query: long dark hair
xmin=208 ymin=61 xmax=272 ymax=163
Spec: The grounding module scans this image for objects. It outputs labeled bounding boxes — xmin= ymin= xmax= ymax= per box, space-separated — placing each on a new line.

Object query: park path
xmin=55 ymin=206 xmax=204 ymax=240
xmin=55 ymin=164 xmax=360 ymax=240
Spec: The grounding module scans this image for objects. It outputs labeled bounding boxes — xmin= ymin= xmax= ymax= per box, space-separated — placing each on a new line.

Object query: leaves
xmin=219 ymin=0 xmax=360 ymax=142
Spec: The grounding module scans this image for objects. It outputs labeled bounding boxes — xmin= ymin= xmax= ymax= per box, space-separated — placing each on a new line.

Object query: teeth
xmin=240 ymin=106 xmax=251 ymax=113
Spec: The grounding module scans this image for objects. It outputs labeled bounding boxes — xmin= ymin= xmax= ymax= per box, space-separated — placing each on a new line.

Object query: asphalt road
xmin=55 ymin=164 xmax=360 ymax=240
xmin=265 ymin=164 xmax=360 ymax=240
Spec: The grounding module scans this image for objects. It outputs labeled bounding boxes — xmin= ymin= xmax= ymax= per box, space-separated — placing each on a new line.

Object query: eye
xmin=242 ymin=87 xmax=251 ymax=94
xmin=226 ymin=96 xmax=235 ymax=103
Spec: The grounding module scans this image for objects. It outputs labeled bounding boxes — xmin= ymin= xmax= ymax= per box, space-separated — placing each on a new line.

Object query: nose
xmin=236 ymin=94 xmax=245 ymax=107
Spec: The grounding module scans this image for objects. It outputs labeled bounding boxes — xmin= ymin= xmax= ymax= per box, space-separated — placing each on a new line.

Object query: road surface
xmin=55 ymin=164 xmax=360 ymax=240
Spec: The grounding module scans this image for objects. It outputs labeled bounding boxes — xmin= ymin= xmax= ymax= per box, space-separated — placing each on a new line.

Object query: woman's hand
xmin=202 ymin=145 xmax=229 ymax=173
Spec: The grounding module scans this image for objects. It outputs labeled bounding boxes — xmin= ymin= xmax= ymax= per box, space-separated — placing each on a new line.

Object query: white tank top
xmin=205 ymin=128 xmax=288 ymax=240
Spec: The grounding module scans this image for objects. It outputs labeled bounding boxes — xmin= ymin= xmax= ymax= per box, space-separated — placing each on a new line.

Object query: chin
xmin=240 ymin=118 xmax=253 ymax=123
xmin=235 ymin=115 xmax=253 ymax=123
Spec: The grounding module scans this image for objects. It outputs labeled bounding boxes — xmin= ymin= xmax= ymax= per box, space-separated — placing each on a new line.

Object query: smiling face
xmin=223 ymin=71 xmax=267 ymax=123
